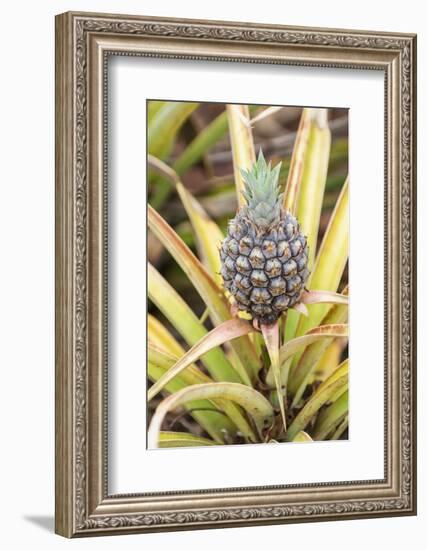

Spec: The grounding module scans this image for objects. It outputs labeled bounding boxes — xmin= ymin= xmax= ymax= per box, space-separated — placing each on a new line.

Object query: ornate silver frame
xmin=55 ymin=11 xmax=417 ymax=537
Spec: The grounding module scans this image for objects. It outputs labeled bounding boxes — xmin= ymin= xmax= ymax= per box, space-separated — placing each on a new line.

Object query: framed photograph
xmin=55 ymin=11 xmax=417 ymax=537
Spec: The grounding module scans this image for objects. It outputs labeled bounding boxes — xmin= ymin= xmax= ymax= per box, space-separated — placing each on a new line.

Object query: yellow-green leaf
xmin=316 ymin=359 xmax=348 ymax=395
xmin=286 ymin=370 xmax=348 ymax=441
xmin=148 ymin=382 xmax=274 ymax=448
xmin=295 ymin=108 xmax=331 ymax=269
xmin=147 ymin=100 xmax=166 ymax=125
xmin=296 ymin=177 xmax=349 ymax=338
xmin=148 ymin=361 xmax=234 ymax=444
xmin=148 ymin=319 xmax=254 ymax=401
xmin=313 ymin=390 xmax=349 ymax=440
xmin=314 ymin=340 xmax=343 ymax=382
xmin=288 ymin=290 xmax=348 ymax=404
xmin=265 ymin=324 xmax=349 ymax=387
xmin=147 ymin=314 xmax=185 ymax=357
xmin=292 ymin=431 xmax=313 ymax=443
xmin=300 ymin=290 xmax=348 ymax=307
xmin=148 ymin=341 xmax=257 ymax=443
xmin=148 ymin=102 xmax=198 ymax=159
xmin=261 ymin=322 xmax=286 ymax=430
xmin=250 ymin=106 xmax=284 ymax=125
xmin=283 ymin=108 xmax=314 ymax=215
xmin=148 ymin=263 xmax=242 ymax=384
xmin=176 ymin=182 xmax=224 ymax=285
xmin=158 ymin=431 xmax=218 ymax=448
xmin=147 ymin=155 xmax=224 ymax=284
xmin=148 ymin=342 xmax=209 ymax=385
xmin=330 ymin=415 xmax=349 ymax=440
xmin=147 ymin=206 xmax=259 ymax=380
xmin=227 ymin=104 xmax=256 ymax=207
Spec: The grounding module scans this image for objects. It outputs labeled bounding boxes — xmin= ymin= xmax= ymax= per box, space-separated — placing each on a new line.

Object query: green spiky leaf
xmin=241 ymin=150 xmax=283 ymax=229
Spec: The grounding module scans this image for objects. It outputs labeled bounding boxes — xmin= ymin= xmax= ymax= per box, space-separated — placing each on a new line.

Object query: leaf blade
xmin=286 ymin=371 xmax=348 ymax=441
xmin=158 ymin=431 xmax=218 ymax=448
xmin=330 ymin=415 xmax=349 ymax=440
xmin=148 ymin=361 xmax=234 ymax=444
xmin=300 ymin=290 xmax=349 ymax=306
xmin=148 ymin=263 xmax=243 ymax=384
xmin=292 ymin=431 xmax=313 ymax=443
xmin=148 ymin=101 xmax=199 ymax=159
xmin=148 ymin=382 xmax=274 ymax=448
xmin=176 ymin=182 xmax=224 ymax=285
xmin=283 ymin=108 xmax=315 ymax=215
xmin=288 ymin=290 xmax=349 ymax=403
xmin=226 ymin=104 xmax=256 ymax=207
xmin=297 ymin=177 xmax=349 ymax=336
xmin=313 ymin=390 xmax=349 ymax=441
xmin=265 ymin=324 xmax=349 ymax=388
xmin=147 ymin=314 xmax=185 ymax=357
xmin=148 ymin=319 xmax=254 ymax=401
xmin=261 ymin=322 xmax=286 ymax=430
xmin=147 ymin=155 xmax=224 ymax=284
xmin=295 ymin=108 xmax=331 ymax=270
xmin=147 ymin=207 xmax=260 ymax=380
xmin=148 ymin=344 xmax=256 ymax=443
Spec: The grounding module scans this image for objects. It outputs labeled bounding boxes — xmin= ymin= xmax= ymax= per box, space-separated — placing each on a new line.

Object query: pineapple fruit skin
xmin=220 ymin=210 xmax=309 ymax=325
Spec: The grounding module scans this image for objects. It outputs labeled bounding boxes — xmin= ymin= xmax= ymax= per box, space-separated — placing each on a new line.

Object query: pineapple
xmin=220 ymin=151 xmax=310 ymax=325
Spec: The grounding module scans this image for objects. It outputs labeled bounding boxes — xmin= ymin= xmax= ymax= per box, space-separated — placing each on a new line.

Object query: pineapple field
xmin=147 ymin=101 xmax=349 ymax=448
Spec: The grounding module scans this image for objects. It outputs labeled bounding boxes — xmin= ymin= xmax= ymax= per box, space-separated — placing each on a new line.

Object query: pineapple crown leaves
xmin=240 ymin=150 xmax=283 ymax=229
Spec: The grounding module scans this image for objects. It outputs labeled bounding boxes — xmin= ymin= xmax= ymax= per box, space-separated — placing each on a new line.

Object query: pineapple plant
xmin=220 ymin=151 xmax=310 ymax=326
xmin=147 ymin=102 xmax=349 ymax=448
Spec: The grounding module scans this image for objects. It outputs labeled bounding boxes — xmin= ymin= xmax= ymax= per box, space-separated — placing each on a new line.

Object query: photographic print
xmin=147 ymin=101 xmax=349 ymax=449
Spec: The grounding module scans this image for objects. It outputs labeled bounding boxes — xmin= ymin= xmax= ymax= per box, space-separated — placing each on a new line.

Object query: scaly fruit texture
xmin=220 ymin=151 xmax=310 ymax=325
